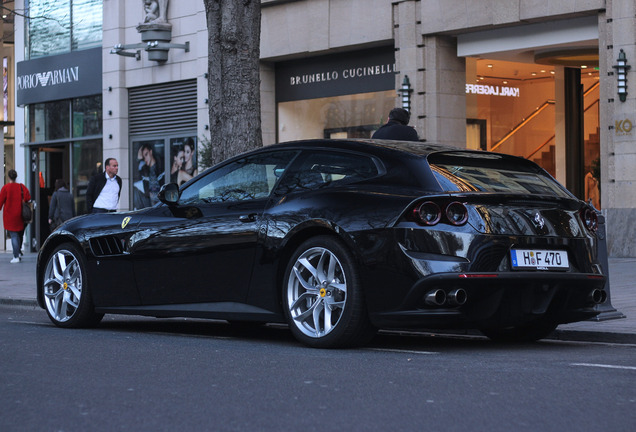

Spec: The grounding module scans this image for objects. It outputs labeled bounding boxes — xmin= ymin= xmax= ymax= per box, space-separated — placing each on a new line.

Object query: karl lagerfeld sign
xmin=17 ymin=47 xmax=102 ymax=106
xmin=276 ymin=47 xmax=396 ymax=102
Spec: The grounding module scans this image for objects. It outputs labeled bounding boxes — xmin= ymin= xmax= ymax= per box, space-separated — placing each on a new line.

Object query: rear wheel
xmin=41 ymin=243 xmax=104 ymax=328
xmin=283 ymin=236 xmax=376 ymax=348
xmin=480 ymin=320 xmax=558 ymax=342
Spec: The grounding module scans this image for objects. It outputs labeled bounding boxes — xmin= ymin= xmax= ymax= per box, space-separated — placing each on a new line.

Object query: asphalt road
xmin=1 ymin=304 xmax=635 ymax=432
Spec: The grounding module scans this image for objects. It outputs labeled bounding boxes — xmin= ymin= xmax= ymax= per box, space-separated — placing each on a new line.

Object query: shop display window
xmin=277 ymin=90 xmax=396 ymax=141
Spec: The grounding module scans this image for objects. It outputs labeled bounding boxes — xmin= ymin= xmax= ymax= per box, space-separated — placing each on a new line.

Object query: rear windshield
xmin=428 ymin=152 xmax=572 ymax=198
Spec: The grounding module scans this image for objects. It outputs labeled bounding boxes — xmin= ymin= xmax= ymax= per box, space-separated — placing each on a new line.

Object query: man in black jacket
xmin=372 ymin=108 xmax=419 ymax=141
xmin=86 ymin=158 xmax=122 ymax=213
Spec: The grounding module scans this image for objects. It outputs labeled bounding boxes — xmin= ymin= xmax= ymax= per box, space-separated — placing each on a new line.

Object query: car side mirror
xmin=158 ymin=183 xmax=180 ymax=205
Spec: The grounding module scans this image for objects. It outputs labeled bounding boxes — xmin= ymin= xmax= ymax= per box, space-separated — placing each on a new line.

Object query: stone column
xmin=604 ymin=0 xmax=636 ymax=257
xmin=103 ymin=0 xmax=132 ymax=210
xmin=421 ymin=35 xmax=466 ymax=148
xmin=392 ymin=1 xmax=423 ymax=135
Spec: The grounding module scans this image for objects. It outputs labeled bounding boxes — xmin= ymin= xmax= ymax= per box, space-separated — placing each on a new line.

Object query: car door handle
xmin=239 ymin=213 xmax=257 ymax=223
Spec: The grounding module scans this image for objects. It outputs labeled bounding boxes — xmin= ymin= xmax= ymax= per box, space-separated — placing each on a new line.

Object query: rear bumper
xmin=370 ymin=271 xmax=606 ymax=329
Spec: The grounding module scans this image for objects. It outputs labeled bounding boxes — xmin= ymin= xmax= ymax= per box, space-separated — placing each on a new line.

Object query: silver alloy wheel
xmin=286 ymin=246 xmax=347 ymax=338
xmin=43 ymin=249 xmax=83 ymax=323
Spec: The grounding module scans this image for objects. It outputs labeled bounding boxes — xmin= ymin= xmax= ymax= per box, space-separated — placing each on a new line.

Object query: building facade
xmin=4 ymin=0 xmax=635 ymax=256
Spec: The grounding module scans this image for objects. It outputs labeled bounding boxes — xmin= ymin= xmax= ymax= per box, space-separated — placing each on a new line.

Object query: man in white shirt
xmin=86 ymin=158 xmax=122 ymax=213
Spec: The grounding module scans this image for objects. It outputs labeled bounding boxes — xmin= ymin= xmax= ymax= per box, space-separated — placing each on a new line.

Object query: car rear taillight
xmin=410 ymin=200 xmax=468 ymax=227
xmin=446 ymin=201 xmax=469 ymax=226
xmin=580 ymin=206 xmax=598 ymax=233
xmin=412 ymin=201 xmax=441 ymax=225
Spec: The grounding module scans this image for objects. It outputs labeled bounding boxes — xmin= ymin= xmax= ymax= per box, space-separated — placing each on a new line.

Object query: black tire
xmin=480 ymin=320 xmax=558 ymax=343
xmin=41 ymin=243 xmax=104 ymax=328
xmin=282 ymin=236 xmax=376 ymax=348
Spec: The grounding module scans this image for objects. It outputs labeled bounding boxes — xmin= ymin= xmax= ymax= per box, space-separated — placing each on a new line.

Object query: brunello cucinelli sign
xmin=17 ymin=47 xmax=102 ymax=106
xmin=275 ymin=47 xmax=396 ymax=102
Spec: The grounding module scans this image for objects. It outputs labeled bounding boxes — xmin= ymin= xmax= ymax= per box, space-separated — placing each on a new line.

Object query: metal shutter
xmin=129 ymin=79 xmax=197 ymax=135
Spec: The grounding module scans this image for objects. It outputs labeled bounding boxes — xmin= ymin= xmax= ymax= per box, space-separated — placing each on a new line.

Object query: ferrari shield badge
xmin=121 ymin=216 xmax=132 ymax=229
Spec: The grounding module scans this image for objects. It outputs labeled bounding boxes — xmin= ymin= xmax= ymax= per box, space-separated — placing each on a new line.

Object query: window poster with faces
xmin=170 ymin=136 xmax=198 ymax=186
xmin=132 ymin=139 xmax=165 ymax=209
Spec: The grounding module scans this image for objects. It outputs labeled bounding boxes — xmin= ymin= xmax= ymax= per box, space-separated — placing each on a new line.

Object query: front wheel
xmin=283 ymin=236 xmax=376 ymax=348
xmin=41 ymin=243 xmax=103 ymax=328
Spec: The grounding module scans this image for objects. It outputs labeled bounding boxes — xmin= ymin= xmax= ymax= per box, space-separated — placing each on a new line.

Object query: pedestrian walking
xmin=86 ymin=158 xmax=122 ymax=213
xmin=0 ymin=169 xmax=31 ymax=263
xmin=48 ymin=179 xmax=75 ymax=231
xmin=372 ymin=108 xmax=419 ymax=141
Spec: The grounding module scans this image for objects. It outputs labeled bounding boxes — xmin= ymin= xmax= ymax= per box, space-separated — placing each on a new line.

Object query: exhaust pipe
xmin=588 ymin=289 xmax=606 ymax=304
xmin=447 ymin=288 xmax=467 ymax=306
xmin=425 ymin=289 xmax=446 ymax=306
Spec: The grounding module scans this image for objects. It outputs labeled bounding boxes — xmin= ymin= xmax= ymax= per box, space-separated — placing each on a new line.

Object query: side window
xmin=278 ymin=151 xmax=380 ymax=193
xmin=178 ymin=151 xmax=298 ymax=205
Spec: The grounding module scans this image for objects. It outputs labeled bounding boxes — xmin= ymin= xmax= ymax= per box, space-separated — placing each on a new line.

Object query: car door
xmin=130 ymin=150 xmax=298 ymax=305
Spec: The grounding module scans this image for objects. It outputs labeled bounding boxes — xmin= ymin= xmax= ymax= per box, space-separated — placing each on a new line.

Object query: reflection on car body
xmin=37 ymin=139 xmax=609 ymax=348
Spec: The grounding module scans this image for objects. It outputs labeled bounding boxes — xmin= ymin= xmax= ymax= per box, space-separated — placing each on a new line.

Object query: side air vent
xmin=90 ymin=236 xmax=126 ymax=257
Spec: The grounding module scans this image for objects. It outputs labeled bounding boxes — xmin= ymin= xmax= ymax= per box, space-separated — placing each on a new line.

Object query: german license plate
xmin=510 ymin=249 xmax=569 ymax=270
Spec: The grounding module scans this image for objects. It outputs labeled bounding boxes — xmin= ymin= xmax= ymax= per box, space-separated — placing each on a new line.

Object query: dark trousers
xmin=92 ymin=208 xmax=116 ymax=214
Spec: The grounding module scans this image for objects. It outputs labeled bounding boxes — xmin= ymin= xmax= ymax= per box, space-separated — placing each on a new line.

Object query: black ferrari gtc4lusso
xmin=37 ymin=139 xmax=608 ymax=348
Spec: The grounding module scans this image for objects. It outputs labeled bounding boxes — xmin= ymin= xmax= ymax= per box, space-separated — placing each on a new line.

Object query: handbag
xmin=20 ymin=185 xmax=33 ymax=224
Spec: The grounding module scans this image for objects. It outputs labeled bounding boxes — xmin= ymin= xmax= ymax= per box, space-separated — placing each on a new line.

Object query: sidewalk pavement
xmin=1 ymin=251 xmax=634 ymax=344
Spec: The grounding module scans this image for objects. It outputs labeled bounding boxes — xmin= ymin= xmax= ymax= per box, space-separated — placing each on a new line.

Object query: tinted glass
xmin=28 ymin=0 xmax=72 ymax=58
xmin=73 ymin=139 xmax=102 ymax=214
xmin=72 ymin=95 xmax=102 ymax=136
xmin=71 ymin=0 xmax=103 ymax=50
xmin=28 ymin=0 xmax=102 ymax=59
xmin=429 ymin=152 xmax=571 ymax=197
xmin=179 ymin=151 xmax=298 ymax=205
xmin=29 ymin=101 xmax=71 ymax=141
xmin=278 ymin=151 xmax=380 ymax=192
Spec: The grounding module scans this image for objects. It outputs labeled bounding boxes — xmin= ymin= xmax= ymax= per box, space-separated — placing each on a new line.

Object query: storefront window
xmin=72 ymin=139 xmax=102 ymax=214
xmin=466 ymin=58 xmax=600 ymax=206
xmin=582 ymin=74 xmax=600 ymax=208
xmin=27 ymin=0 xmax=102 ymax=59
xmin=278 ymin=90 xmax=396 ymax=141
xmin=130 ymin=134 xmax=198 ymax=209
xmin=28 ymin=101 xmax=71 ymax=142
xmin=132 ymin=139 xmax=166 ymax=210
xmin=72 ymin=95 xmax=102 ymax=137
xmin=28 ymin=96 xmax=102 ymax=142
xmin=169 ymin=136 xmax=198 ymax=186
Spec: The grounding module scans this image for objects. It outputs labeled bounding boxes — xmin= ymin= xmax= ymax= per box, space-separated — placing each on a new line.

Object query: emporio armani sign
xmin=16 ymin=47 xmax=102 ymax=106
xmin=17 ymin=67 xmax=80 ymax=90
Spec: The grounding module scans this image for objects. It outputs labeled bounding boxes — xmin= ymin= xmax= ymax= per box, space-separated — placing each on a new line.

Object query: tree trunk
xmin=204 ymin=0 xmax=262 ymax=166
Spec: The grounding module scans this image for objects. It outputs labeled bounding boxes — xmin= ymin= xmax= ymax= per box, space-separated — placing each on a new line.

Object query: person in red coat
xmin=0 ymin=169 xmax=31 ymax=263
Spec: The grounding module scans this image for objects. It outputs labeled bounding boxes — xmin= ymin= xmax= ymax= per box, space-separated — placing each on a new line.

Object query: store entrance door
xmin=28 ymin=145 xmax=69 ymax=251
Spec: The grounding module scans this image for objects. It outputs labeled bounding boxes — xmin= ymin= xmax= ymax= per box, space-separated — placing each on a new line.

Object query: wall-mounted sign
xmin=17 ymin=47 xmax=102 ymax=106
xmin=466 ymin=83 xmax=520 ymax=97
xmin=276 ymin=47 xmax=396 ymax=102
xmin=615 ymin=119 xmax=633 ymax=136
